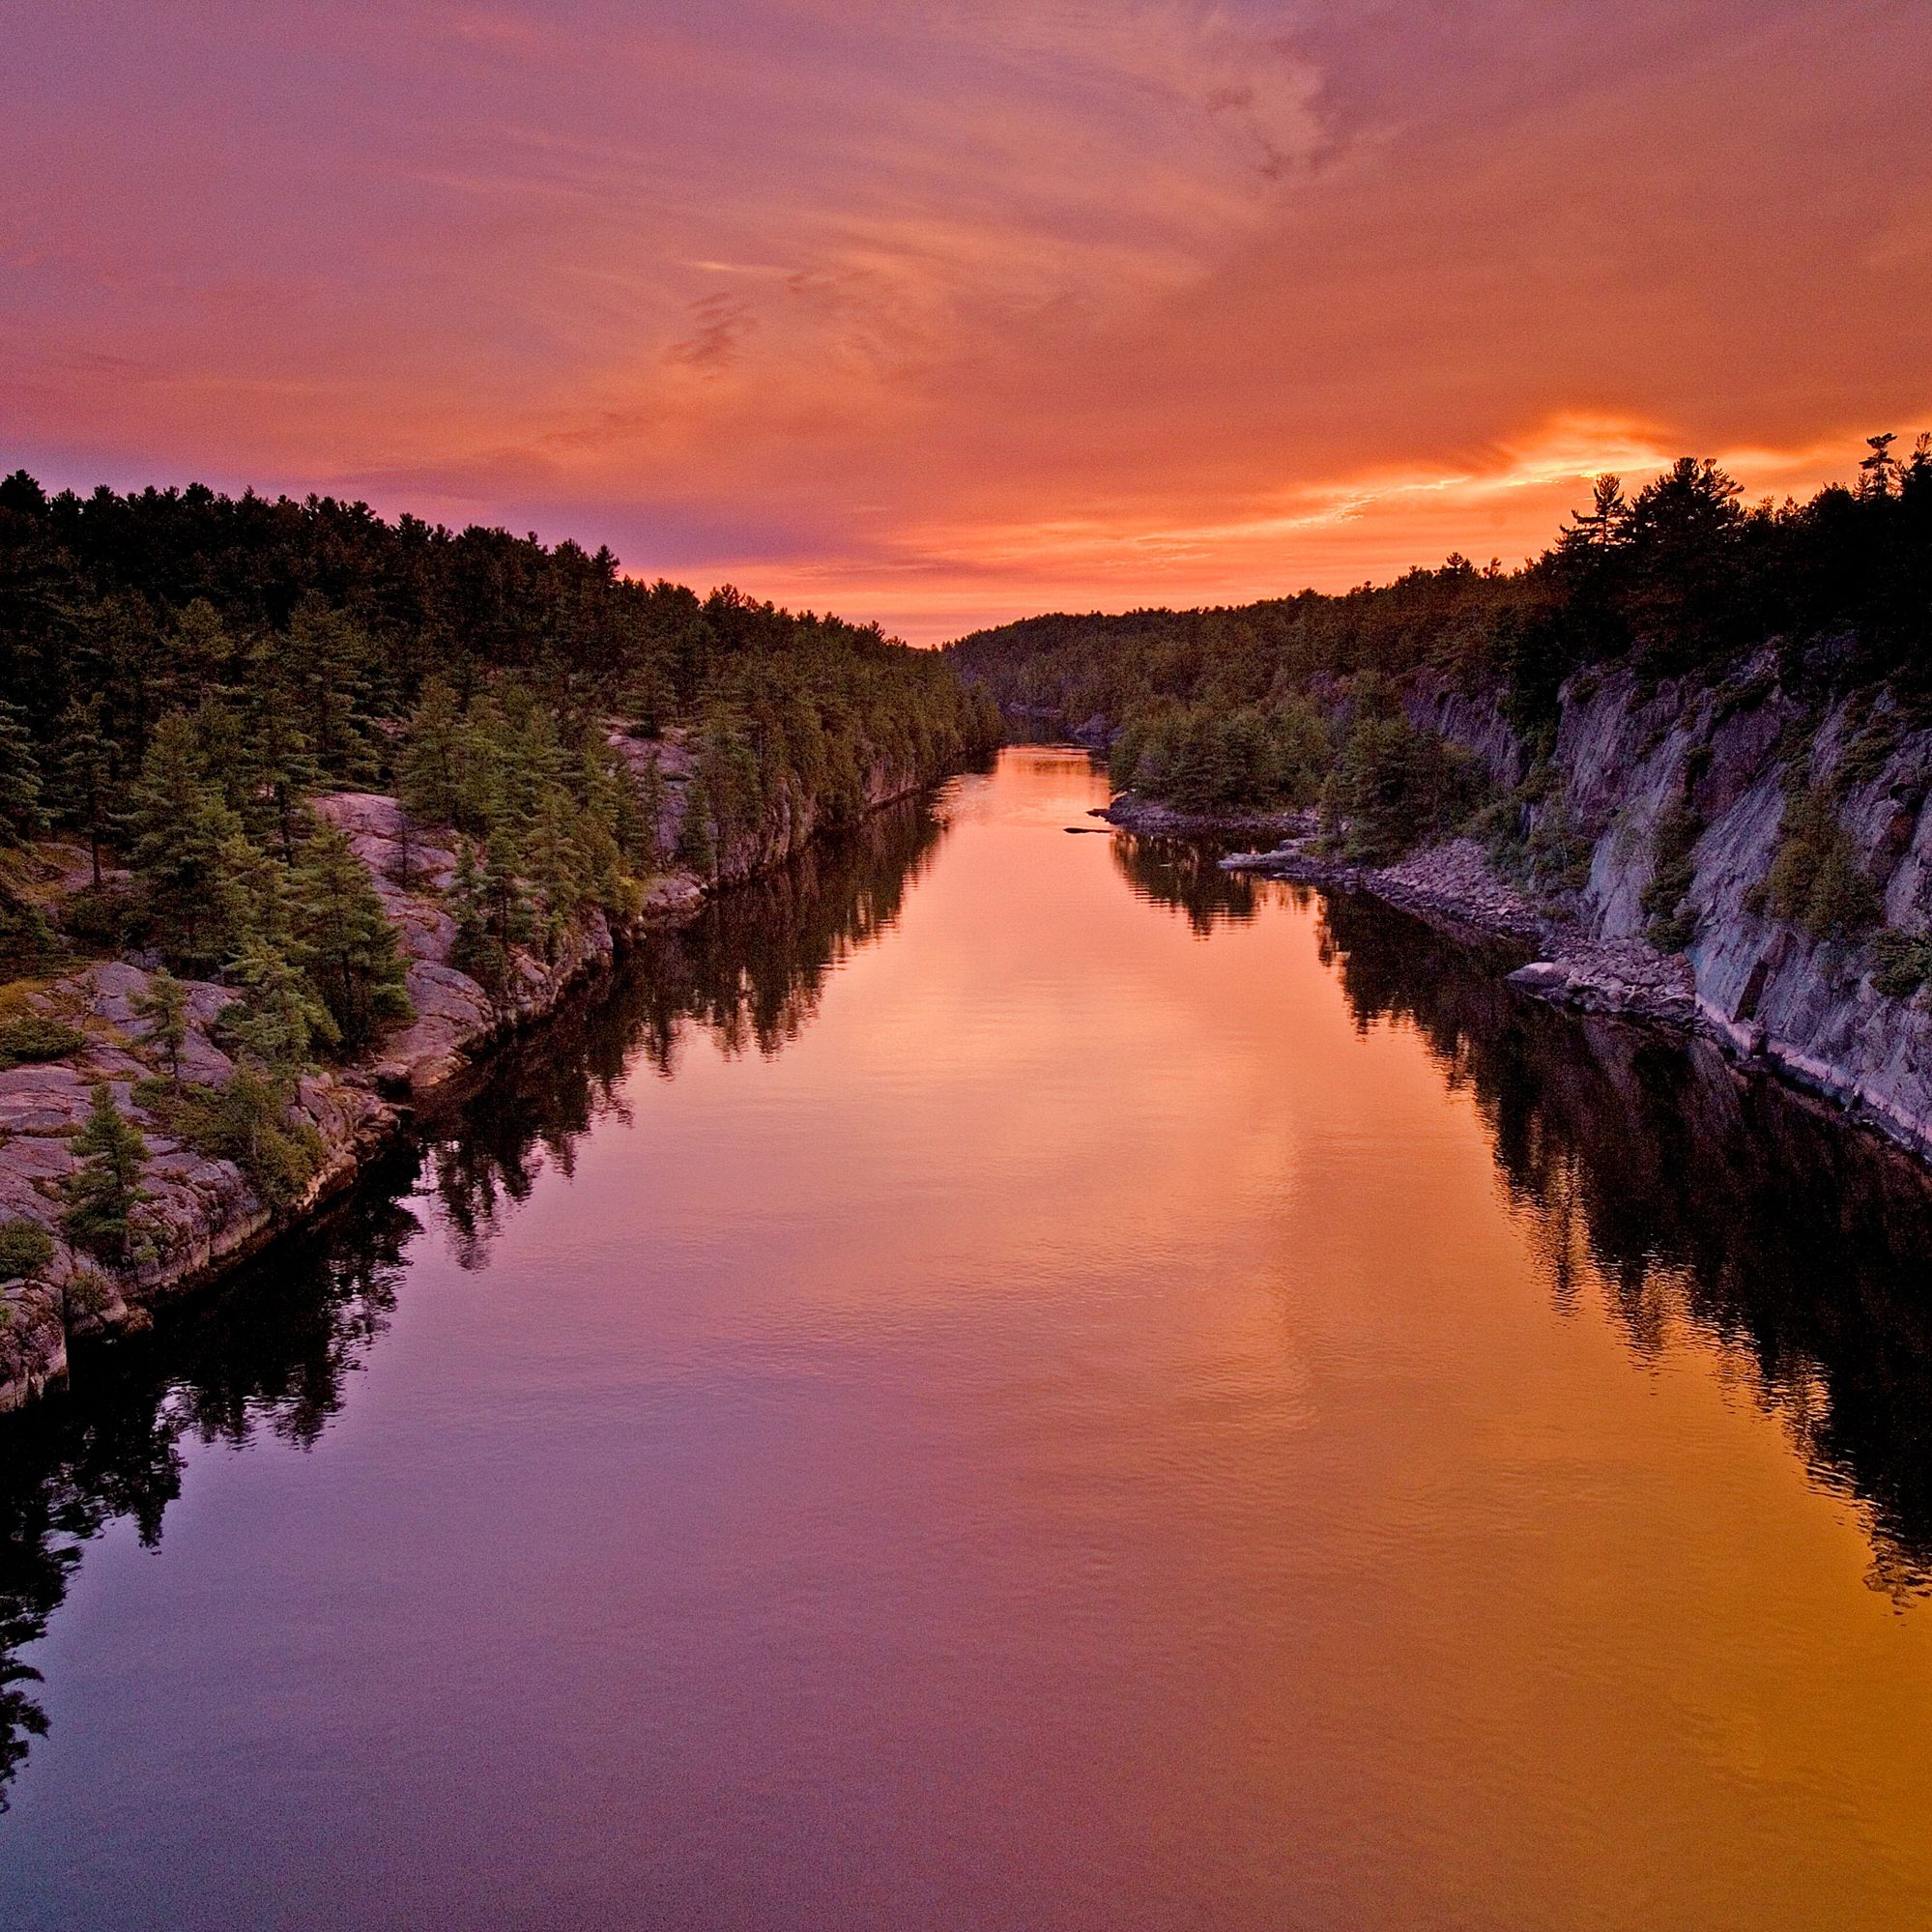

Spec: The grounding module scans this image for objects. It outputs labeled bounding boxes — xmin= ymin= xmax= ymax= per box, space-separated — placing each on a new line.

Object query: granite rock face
xmin=1 ymin=776 xmax=698 ymax=1410
xmin=1392 ymin=661 xmax=1932 ymax=1152
xmin=0 ymin=955 xmax=393 ymax=1410
xmin=1223 ymin=835 xmax=1541 ymax=946
xmin=1494 ymin=665 xmax=1932 ymax=1153
xmin=1 ymin=735 xmax=943 ymax=1413
xmin=1215 ymin=655 xmax=1932 ymax=1157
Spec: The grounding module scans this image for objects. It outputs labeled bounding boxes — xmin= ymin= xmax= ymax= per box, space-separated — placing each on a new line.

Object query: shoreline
xmin=1214 ymin=825 xmax=1932 ymax=1165
xmin=1061 ymin=753 xmax=1932 ymax=1168
xmin=0 ymin=769 xmax=944 ymax=1417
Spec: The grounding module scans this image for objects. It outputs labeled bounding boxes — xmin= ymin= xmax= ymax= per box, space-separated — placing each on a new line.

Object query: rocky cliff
xmin=0 ymin=730 xmax=939 ymax=1414
xmin=1243 ymin=658 xmax=1932 ymax=1163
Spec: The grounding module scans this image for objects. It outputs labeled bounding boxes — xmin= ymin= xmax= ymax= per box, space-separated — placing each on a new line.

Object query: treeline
xmin=0 ymin=469 xmax=994 ymax=1236
xmin=0 ymin=467 xmax=996 ymax=953
xmin=951 ymin=436 xmax=1932 ymax=780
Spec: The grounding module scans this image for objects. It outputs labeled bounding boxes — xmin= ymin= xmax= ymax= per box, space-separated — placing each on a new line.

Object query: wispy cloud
xmin=2 ymin=1 xmax=1928 ymax=639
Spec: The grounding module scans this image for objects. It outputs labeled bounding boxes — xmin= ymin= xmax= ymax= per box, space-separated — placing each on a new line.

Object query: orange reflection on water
xmin=8 ymin=746 xmax=1932 ymax=1930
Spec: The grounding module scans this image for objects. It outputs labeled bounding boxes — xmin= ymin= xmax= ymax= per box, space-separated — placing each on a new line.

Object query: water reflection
xmin=1110 ymin=833 xmax=1266 ymax=936
xmin=0 ymin=794 xmax=945 ymax=1801
xmin=0 ymin=1178 xmax=416 ymax=1804
xmin=1309 ymin=886 xmax=1932 ymax=1593
xmin=425 ymin=794 xmax=942 ymax=1269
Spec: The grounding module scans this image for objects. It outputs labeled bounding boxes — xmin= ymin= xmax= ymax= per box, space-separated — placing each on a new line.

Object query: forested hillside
xmin=954 ymin=436 xmax=1932 ymax=1166
xmin=0 ymin=470 xmax=996 ymax=1407
xmin=949 ymin=437 xmax=1932 ymax=840
xmin=0 ymin=469 xmax=997 ymax=973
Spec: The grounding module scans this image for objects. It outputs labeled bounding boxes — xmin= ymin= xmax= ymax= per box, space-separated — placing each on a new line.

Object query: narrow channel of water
xmin=6 ymin=745 xmax=1932 ymax=1930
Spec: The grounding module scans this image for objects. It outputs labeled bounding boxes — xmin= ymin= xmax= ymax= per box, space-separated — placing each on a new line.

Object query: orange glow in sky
xmin=6 ymin=2 xmax=1929 ymax=642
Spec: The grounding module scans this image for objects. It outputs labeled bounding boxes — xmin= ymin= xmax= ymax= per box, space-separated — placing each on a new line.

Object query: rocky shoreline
xmin=0 ymin=751 xmax=938 ymax=1417
xmin=1216 ymin=824 xmax=1932 ymax=1159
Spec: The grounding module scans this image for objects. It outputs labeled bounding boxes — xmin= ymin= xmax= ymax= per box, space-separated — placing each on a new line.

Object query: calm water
xmin=8 ymin=745 xmax=1932 ymax=1930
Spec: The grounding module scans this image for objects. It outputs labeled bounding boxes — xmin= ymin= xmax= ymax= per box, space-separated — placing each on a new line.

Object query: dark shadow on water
xmin=1309 ymin=886 xmax=1932 ymax=1599
xmin=1110 ymin=834 xmax=1267 ymax=937
xmin=0 ymin=793 xmax=946 ymax=1802
xmin=10 ymin=805 xmax=1932 ymax=1802
xmin=1112 ymin=842 xmax=1932 ymax=1592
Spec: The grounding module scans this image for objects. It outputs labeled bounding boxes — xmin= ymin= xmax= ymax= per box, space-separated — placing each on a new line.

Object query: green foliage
xmin=224 ymin=934 xmax=336 ymax=1068
xmin=1318 ymin=696 xmax=1487 ymax=863
xmin=1765 ymin=788 xmax=1880 ymax=940
xmin=61 ymin=1083 xmax=148 ymax=1263
xmin=0 ymin=1015 xmax=86 ymax=1072
xmin=1110 ymin=699 xmax=1329 ymax=814
xmin=1642 ymin=798 xmax=1704 ymax=953
xmin=47 ymin=695 xmax=118 ymax=886
xmin=131 ymin=968 xmax=190 ymax=1080
xmin=1489 ymin=788 xmax=1596 ymax=908
xmin=128 ymin=709 xmax=249 ymax=973
xmin=0 ymin=1219 xmax=53 ymax=1283
xmin=447 ymin=832 xmax=535 ymax=998
xmin=1869 ymin=930 xmax=1932 ymax=1001
xmin=949 ymin=436 xmax=1932 ymax=809
xmin=0 ymin=699 xmax=44 ymax=845
xmin=1 ymin=471 xmax=997 ymax=870
xmin=289 ymin=820 xmax=414 ymax=1051
xmin=135 ymin=1070 xmax=324 ymax=1211
xmin=63 ymin=1266 xmax=113 ymax=1319
xmin=0 ymin=894 xmax=62 ymax=977
xmin=395 ymin=677 xmax=464 ymax=825
xmin=58 ymin=882 xmax=141 ymax=956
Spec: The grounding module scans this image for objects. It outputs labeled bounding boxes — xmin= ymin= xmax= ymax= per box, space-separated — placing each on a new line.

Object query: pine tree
xmin=211 ymin=1063 xmax=321 ymax=1211
xmin=237 ymin=644 xmax=320 ymax=861
xmin=634 ymin=754 xmax=667 ymax=871
xmin=396 ymin=678 xmax=465 ymax=826
xmin=129 ymin=712 xmax=247 ymax=971
xmin=524 ymin=788 xmax=584 ymax=962
xmin=0 ymin=699 xmax=44 ymax=845
xmin=49 ymin=697 xmax=116 ymax=888
xmin=448 ymin=838 xmax=500 ymax=990
xmin=226 ymin=933 xmax=336 ymax=1069
xmin=62 ymin=1084 xmax=149 ymax=1264
xmin=452 ymin=694 xmax=510 ymax=835
xmin=287 ymin=595 xmax=377 ymax=783
xmin=291 ymin=820 xmax=414 ymax=1052
xmin=480 ymin=826 xmax=533 ymax=959
xmin=132 ymin=968 xmax=191 ymax=1081
xmin=160 ymin=599 xmax=236 ymax=716
xmin=1557 ymin=475 xmax=1629 ymax=557
xmin=579 ymin=725 xmax=642 ymax=894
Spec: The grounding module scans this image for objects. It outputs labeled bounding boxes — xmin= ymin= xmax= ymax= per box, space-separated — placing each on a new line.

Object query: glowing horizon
xmin=7 ymin=2 xmax=1928 ymax=644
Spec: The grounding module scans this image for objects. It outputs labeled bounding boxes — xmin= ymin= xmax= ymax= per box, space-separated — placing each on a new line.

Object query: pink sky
xmin=6 ymin=1 xmax=1929 ymax=641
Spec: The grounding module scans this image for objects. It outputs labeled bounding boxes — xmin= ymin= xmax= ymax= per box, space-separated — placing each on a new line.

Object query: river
xmin=6 ymin=745 xmax=1932 ymax=1930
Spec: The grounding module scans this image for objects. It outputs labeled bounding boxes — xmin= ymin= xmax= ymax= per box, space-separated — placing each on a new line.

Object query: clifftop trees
xmin=0 ymin=461 xmax=995 ymax=1047
xmin=0 ymin=469 xmax=998 ymax=812
xmin=950 ymin=434 xmax=1932 ymax=820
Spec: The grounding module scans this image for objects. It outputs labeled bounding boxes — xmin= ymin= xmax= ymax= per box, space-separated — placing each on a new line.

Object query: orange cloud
xmin=2 ymin=2 xmax=1927 ymax=641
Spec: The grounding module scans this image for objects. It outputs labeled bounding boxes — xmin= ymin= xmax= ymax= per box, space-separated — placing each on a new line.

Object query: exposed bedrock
xmin=1221 ymin=657 xmax=1932 ymax=1159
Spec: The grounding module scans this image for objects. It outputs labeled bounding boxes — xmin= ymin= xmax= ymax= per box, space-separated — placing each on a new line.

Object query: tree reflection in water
xmin=423 ymin=794 xmax=944 ymax=1269
xmin=10 ymin=807 xmax=1932 ymax=1802
xmin=1310 ymin=886 xmax=1932 ymax=1598
xmin=0 ymin=794 xmax=945 ymax=1801
xmin=1111 ymin=841 xmax=1932 ymax=1594
xmin=0 ymin=1176 xmax=416 ymax=1804
xmin=1110 ymin=833 xmax=1266 ymax=936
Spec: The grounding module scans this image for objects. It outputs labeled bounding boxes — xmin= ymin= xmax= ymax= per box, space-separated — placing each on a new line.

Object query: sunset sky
xmin=7 ymin=1 xmax=1929 ymax=642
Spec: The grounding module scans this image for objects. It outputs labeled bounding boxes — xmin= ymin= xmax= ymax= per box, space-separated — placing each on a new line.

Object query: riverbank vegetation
xmin=0 ymin=466 xmax=995 ymax=983
xmin=951 ymin=437 xmax=1932 ymax=850
xmin=0 ymin=467 xmax=997 ymax=1358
